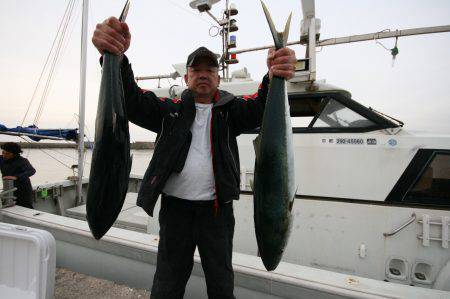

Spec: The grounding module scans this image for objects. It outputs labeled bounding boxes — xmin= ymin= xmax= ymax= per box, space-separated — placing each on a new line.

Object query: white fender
xmin=433 ymin=259 xmax=450 ymax=291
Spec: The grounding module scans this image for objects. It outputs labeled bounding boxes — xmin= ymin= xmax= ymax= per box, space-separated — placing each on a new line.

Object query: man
xmin=92 ymin=17 xmax=296 ymax=299
xmin=0 ymin=142 xmax=36 ymax=208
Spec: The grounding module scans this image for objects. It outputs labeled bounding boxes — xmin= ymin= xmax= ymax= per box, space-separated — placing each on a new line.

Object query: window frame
xmin=242 ymin=92 xmax=400 ymax=134
xmin=386 ymin=149 xmax=450 ymax=208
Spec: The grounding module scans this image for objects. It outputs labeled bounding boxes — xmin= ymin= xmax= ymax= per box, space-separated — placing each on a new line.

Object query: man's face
xmin=184 ymin=58 xmax=220 ymax=101
xmin=2 ymin=150 xmax=14 ymax=160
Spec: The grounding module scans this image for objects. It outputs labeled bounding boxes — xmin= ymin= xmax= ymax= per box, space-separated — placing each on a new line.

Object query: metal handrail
xmin=383 ymin=213 xmax=416 ymax=237
xmin=0 ymin=188 xmax=17 ymax=197
xmin=1 ymin=187 xmax=17 ymax=209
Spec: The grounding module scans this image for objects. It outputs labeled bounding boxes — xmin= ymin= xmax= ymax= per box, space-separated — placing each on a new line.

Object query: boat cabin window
xmin=288 ymin=95 xmax=376 ymax=131
xmin=387 ymin=150 xmax=450 ymax=207
xmin=311 ymin=99 xmax=375 ymax=128
xmin=405 ymin=153 xmax=450 ymax=204
xmin=285 ymin=96 xmax=321 ymax=128
xmin=242 ymin=93 xmax=398 ymax=134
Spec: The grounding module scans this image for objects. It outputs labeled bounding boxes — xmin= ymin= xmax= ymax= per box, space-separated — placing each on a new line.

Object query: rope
xmin=34 ymin=0 xmax=78 ymax=125
xmin=60 ymin=0 xmax=82 ymax=65
xmin=46 ymin=148 xmax=78 ymax=162
xmin=18 ymin=137 xmax=74 ymax=171
xmin=166 ymin=0 xmax=215 ymax=26
xmin=36 ymin=0 xmax=77 ymax=123
xmin=73 ymin=113 xmax=92 ymax=144
xmin=34 ymin=0 xmax=77 ymax=125
xmin=21 ymin=0 xmax=75 ymax=126
xmin=374 ymin=29 xmax=400 ymax=67
xmin=72 ymin=114 xmax=94 ymax=174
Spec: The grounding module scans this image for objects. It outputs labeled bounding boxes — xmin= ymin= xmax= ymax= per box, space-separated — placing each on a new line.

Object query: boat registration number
xmin=336 ymin=138 xmax=364 ymax=145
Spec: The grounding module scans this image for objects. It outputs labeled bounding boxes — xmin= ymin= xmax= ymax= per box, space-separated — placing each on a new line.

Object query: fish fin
xmin=112 ymin=112 xmax=117 ymax=134
xmin=253 ymin=134 xmax=261 ymax=162
xmin=289 ymin=185 xmax=299 ymax=212
xmin=128 ymin=154 xmax=133 ymax=174
xmin=260 ymin=1 xmax=292 ymax=49
xmin=283 ymin=13 xmax=292 ymax=47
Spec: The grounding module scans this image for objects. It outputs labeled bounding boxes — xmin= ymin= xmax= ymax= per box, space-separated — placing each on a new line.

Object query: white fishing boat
xmin=1 ymin=0 xmax=450 ymax=298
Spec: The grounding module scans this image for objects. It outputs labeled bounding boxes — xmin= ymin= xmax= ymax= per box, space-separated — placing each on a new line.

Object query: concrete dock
xmin=55 ymin=268 xmax=150 ymax=298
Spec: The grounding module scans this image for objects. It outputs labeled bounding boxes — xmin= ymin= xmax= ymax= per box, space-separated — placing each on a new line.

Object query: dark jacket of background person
xmin=0 ymin=155 xmax=36 ymax=208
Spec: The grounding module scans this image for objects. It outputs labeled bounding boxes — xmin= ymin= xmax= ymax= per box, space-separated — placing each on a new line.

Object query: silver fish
xmin=253 ymin=1 xmax=295 ymax=271
xmin=86 ymin=53 xmax=132 ymax=240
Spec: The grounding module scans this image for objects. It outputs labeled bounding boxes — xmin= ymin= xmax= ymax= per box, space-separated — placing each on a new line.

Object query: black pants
xmin=151 ymin=195 xmax=235 ymax=299
xmin=15 ymin=180 xmax=33 ymax=209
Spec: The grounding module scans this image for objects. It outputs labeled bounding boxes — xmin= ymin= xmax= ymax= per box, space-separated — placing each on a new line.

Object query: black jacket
xmin=0 ymin=155 xmax=36 ymax=208
xmin=120 ymin=56 xmax=269 ymax=216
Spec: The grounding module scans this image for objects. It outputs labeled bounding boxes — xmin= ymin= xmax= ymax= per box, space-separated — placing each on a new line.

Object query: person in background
xmin=0 ymin=142 xmax=36 ymax=208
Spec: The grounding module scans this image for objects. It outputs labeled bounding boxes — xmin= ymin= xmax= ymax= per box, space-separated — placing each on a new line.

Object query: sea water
xmin=0 ymin=148 xmax=154 ymax=189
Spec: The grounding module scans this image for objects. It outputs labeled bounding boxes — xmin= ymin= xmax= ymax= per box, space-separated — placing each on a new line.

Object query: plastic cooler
xmin=0 ymin=222 xmax=56 ymax=299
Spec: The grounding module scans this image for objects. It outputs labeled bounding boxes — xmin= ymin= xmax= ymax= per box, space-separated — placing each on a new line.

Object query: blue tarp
xmin=0 ymin=124 xmax=78 ymax=142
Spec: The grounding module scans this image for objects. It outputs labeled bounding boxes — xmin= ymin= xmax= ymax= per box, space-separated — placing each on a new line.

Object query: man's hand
xmin=92 ymin=17 xmax=131 ymax=55
xmin=267 ymin=47 xmax=297 ymax=80
xmin=3 ymin=176 xmax=17 ymax=180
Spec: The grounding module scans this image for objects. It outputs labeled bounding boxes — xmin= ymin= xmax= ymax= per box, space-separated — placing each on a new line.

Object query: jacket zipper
xmin=154 ymin=117 xmax=165 ymax=150
xmin=210 ymin=109 xmax=219 ymax=216
xmin=226 ymin=112 xmax=239 ymax=179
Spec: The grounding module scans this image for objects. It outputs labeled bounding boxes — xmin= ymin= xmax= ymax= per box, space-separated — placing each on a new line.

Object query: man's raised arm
xmin=229 ymin=47 xmax=297 ymax=135
xmin=92 ymin=17 xmax=164 ymax=133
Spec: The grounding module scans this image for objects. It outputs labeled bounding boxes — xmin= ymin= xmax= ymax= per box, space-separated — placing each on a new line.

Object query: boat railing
xmin=0 ymin=188 xmax=17 ymax=197
xmin=0 ymin=179 xmax=17 ymax=208
xmin=417 ymin=214 xmax=450 ymax=249
xmin=383 ymin=212 xmax=416 ymax=237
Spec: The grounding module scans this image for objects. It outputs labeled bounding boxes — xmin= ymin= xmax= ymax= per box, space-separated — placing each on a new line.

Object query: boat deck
xmin=3 ymin=205 xmax=449 ymax=298
xmin=65 ymin=193 xmax=149 ymax=232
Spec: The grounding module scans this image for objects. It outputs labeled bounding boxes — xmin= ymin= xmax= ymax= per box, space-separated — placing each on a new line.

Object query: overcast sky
xmin=1 ymin=0 xmax=449 ymax=142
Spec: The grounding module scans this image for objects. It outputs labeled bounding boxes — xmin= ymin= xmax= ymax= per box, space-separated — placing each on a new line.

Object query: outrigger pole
xmin=136 ymin=0 xmax=450 ymax=84
xmin=229 ymin=25 xmax=450 ymax=55
xmin=77 ymin=0 xmax=89 ymax=205
xmin=229 ymin=0 xmax=450 ymax=83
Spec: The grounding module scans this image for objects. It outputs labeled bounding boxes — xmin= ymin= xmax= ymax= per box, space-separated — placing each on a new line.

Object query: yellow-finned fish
xmin=253 ymin=1 xmax=295 ymax=271
xmin=86 ymin=0 xmax=132 ymax=240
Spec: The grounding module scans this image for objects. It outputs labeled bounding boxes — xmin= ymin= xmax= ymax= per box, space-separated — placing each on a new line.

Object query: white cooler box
xmin=0 ymin=222 xmax=56 ymax=299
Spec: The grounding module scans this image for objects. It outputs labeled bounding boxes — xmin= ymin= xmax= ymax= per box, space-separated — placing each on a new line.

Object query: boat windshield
xmin=311 ymin=99 xmax=375 ymax=128
xmin=243 ymin=92 xmax=399 ymax=134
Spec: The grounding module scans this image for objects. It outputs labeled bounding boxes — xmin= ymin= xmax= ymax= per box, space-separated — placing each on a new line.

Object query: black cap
xmin=1 ymin=142 xmax=22 ymax=155
xmin=186 ymin=47 xmax=219 ymax=68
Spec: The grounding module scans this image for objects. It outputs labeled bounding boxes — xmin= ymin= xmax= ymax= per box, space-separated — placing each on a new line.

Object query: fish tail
xmin=260 ymin=1 xmax=292 ymax=49
xmin=283 ymin=13 xmax=292 ymax=47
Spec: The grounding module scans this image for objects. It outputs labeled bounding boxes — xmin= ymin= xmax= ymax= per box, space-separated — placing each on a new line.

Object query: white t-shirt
xmin=163 ymin=103 xmax=215 ymax=201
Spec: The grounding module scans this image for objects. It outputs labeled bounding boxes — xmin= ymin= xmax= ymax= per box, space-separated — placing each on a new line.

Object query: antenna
xmin=190 ymin=0 xmax=240 ymax=81
xmin=295 ymin=0 xmax=321 ymax=83
xmin=189 ymin=0 xmax=220 ymax=12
